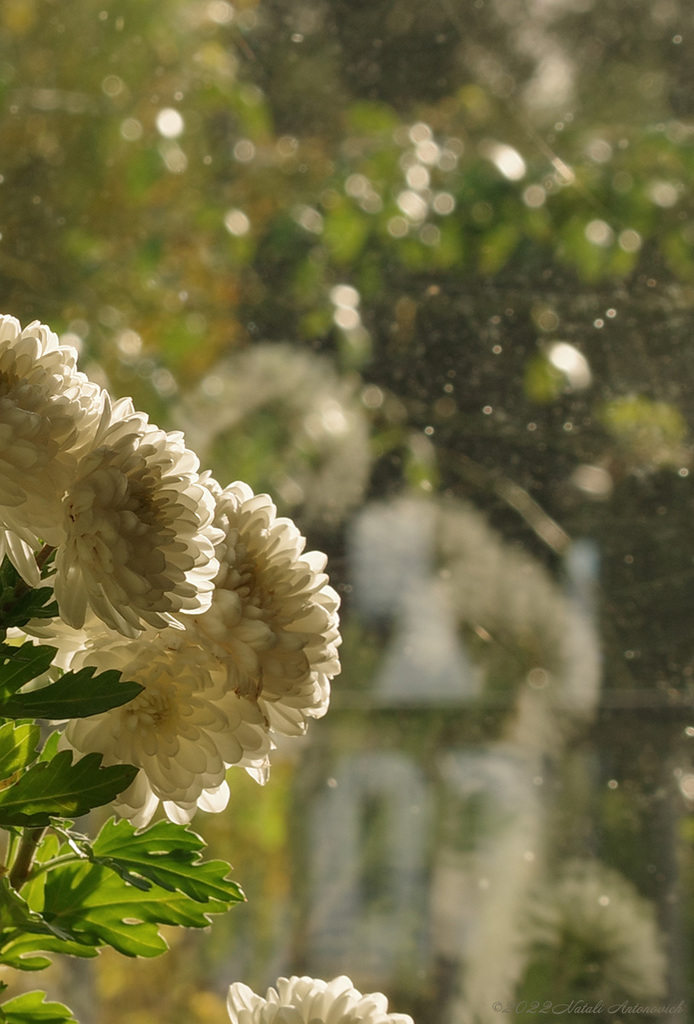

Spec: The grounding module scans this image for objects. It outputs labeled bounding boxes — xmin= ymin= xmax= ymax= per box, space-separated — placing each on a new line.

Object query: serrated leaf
xmin=0 ymin=668 xmax=143 ymax=721
xmin=0 ymin=555 xmax=22 ymax=596
xmin=1 ymin=590 xmax=59 ymax=631
xmin=0 ymin=646 xmax=56 ymax=699
xmin=0 ymin=879 xmax=87 ymax=971
xmin=0 ymin=723 xmax=40 ymax=782
xmin=90 ymin=817 xmax=244 ymax=904
xmin=0 ymin=990 xmax=77 ymax=1023
xmin=42 ymin=860 xmax=235 ymax=957
xmin=0 ymin=557 xmax=58 ymax=631
xmin=0 ymin=752 xmax=138 ymax=827
xmin=0 ymin=878 xmax=40 ymax=934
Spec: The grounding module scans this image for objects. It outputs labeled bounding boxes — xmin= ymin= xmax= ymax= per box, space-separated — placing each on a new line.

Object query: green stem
xmin=8 ymin=827 xmax=46 ymax=890
xmin=35 ymin=544 xmax=55 ymax=572
xmin=2 ymin=831 xmax=18 ymax=880
xmin=27 ymin=852 xmax=83 ymax=881
xmin=3 ymin=831 xmax=18 ymax=876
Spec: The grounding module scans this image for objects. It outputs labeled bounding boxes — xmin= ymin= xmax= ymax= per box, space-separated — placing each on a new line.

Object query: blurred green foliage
xmin=3 ymin=0 xmax=694 ymax=1020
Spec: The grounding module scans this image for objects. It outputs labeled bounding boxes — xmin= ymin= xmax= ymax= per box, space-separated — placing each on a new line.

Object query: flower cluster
xmin=2 ymin=316 xmax=340 ymax=826
xmin=226 ymin=975 xmax=414 ymax=1024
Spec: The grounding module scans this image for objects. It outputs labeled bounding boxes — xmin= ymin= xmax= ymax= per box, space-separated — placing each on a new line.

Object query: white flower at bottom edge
xmin=227 ymin=976 xmax=415 ymax=1024
xmin=184 ymin=478 xmax=341 ymax=740
xmin=61 ymin=631 xmax=271 ymax=828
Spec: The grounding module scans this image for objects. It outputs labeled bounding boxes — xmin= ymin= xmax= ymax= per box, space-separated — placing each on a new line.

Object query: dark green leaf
xmin=90 ymin=817 xmax=244 ymax=904
xmin=2 ymin=591 xmax=59 ymax=631
xmin=0 ymin=668 xmax=143 ymax=721
xmin=0 ymin=990 xmax=77 ymax=1023
xmin=0 ymin=559 xmax=58 ymax=630
xmin=0 ymin=646 xmax=56 ymax=699
xmin=0 ymin=752 xmax=138 ymax=827
xmin=0 ymin=723 xmax=40 ymax=782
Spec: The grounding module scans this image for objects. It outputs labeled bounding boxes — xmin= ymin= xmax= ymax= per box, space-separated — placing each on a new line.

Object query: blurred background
xmin=3 ymin=0 xmax=694 ymax=1021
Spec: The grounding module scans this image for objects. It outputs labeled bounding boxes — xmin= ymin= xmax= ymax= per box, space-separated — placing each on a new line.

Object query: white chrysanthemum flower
xmin=0 ymin=529 xmax=42 ymax=587
xmin=62 ymin=630 xmax=271 ymax=827
xmin=0 ymin=315 xmax=103 ymax=574
xmin=183 ymin=477 xmax=341 ymax=739
xmin=54 ymin=396 xmax=221 ymax=637
xmin=227 ymin=976 xmax=414 ymax=1024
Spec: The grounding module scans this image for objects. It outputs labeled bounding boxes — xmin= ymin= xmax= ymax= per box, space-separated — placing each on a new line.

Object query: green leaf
xmin=0 ymin=558 xmax=58 ymax=631
xmin=37 ymin=732 xmax=61 ymax=765
xmin=0 ymin=878 xmax=40 ymax=934
xmin=0 ymin=646 xmax=56 ymax=699
xmin=0 ymin=723 xmax=40 ymax=782
xmin=90 ymin=817 xmax=245 ymax=904
xmin=0 ymin=850 xmax=102 ymax=971
xmin=2 ymin=591 xmax=59 ymax=631
xmin=0 ymin=990 xmax=77 ymax=1023
xmin=0 ymin=752 xmax=138 ymax=827
xmin=0 ymin=878 xmax=91 ymax=971
xmin=41 ymin=859 xmax=238 ymax=958
xmin=0 ymin=668 xmax=143 ymax=721
xmin=0 ymin=930 xmax=97 ymax=972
